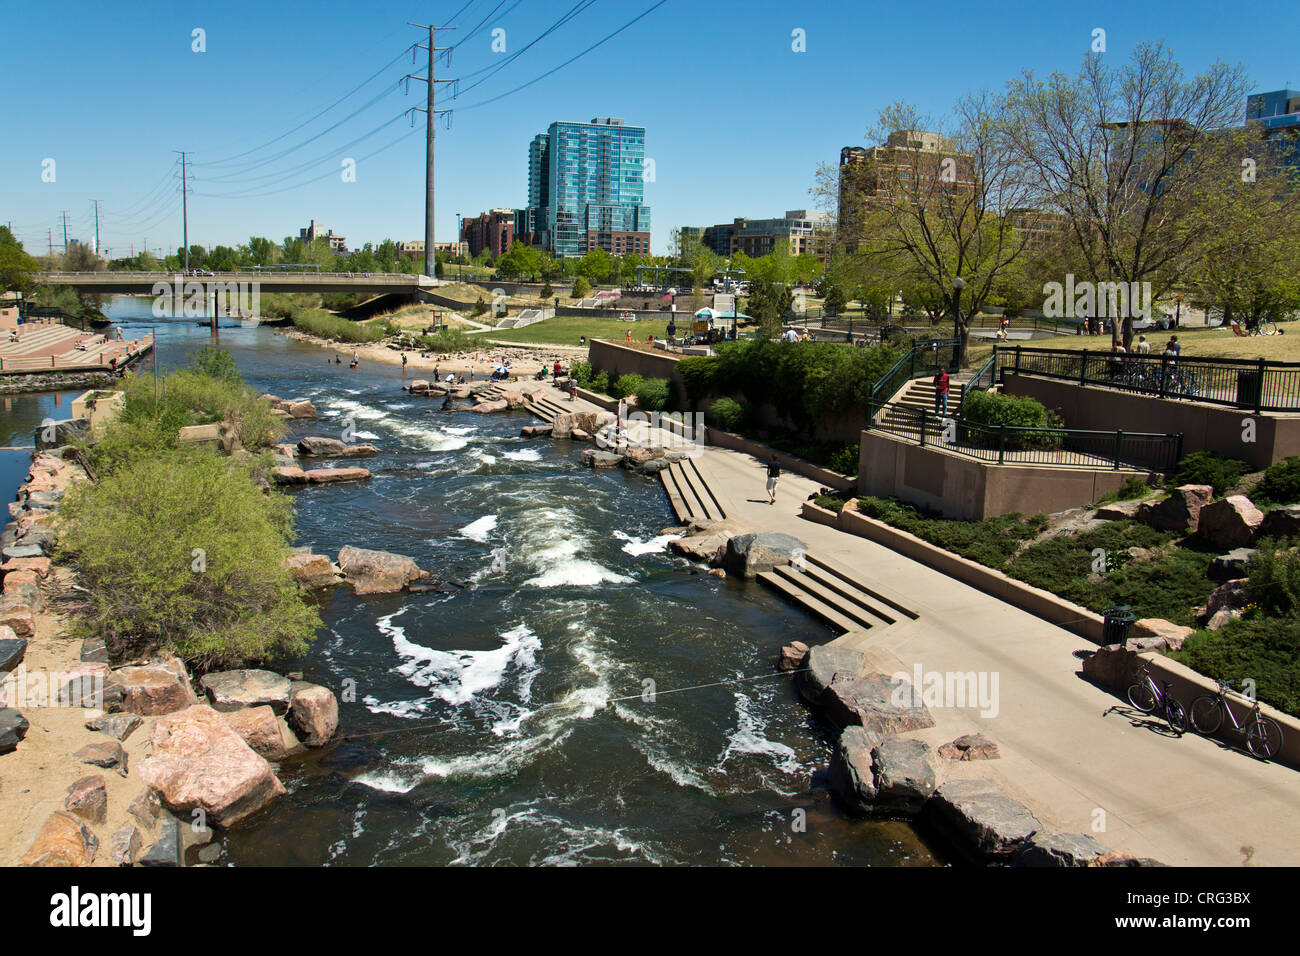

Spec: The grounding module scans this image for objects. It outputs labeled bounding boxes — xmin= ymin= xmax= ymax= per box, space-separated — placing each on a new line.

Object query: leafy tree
xmin=0 ymin=230 xmax=40 ymax=292
xmin=571 ymin=275 xmax=592 ymax=298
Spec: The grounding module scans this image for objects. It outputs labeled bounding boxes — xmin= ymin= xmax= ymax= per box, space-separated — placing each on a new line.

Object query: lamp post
xmin=1174 ymin=293 xmax=1182 ymax=328
xmin=951 ymin=276 xmax=966 ymax=369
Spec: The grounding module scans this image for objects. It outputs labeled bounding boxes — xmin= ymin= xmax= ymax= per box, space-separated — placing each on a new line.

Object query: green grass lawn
xmin=484 ymin=315 xmax=677 ymax=347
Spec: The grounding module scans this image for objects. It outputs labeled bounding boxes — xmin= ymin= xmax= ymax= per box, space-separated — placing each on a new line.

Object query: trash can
xmin=1236 ymin=370 xmax=1262 ymax=408
xmin=1102 ymin=605 xmax=1137 ymax=645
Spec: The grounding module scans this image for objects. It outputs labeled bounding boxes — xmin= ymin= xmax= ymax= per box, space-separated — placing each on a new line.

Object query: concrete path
xmin=691 ymin=444 xmax=1300 ymax=866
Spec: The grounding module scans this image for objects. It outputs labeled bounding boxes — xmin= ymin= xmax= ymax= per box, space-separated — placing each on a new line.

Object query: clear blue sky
xmin=1 ymin=0 xmax=1283 ymax=258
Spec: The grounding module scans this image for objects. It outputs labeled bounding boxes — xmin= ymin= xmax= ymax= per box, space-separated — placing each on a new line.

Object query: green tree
xmin=0 ymin=229 xmax=40 ymax=292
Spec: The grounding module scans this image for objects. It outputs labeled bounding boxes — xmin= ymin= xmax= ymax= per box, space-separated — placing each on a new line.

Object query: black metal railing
xmin=999 ymin=346 xmax=1300 ymax=412
xmin=869 ymin=338 xmax=959 ymax=408
xmin=867 ymin=400 xmax=1182 ymax=470
xmin=966 ymin=348 xmax=998 ymax=394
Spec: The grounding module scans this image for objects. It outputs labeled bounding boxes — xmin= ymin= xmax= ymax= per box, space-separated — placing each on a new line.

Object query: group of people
xmin=329 ymin=352 xmax=360 ymax=368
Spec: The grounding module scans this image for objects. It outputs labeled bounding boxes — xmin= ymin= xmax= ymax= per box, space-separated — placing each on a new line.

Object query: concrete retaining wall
xmin=588 ymin=339 xmax=686 ymax=394
xmin=707 ymin=428 xmax=856 ymax=491
xmin=1001 ymin=372 xmax=1300 ymax=468
xmin=858 ymin=429 xmax=1143 ymax=520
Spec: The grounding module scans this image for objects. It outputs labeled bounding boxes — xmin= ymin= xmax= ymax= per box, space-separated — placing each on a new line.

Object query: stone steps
xmin=660 ymin=457 xmax=724 ymax=522
xmin=758 ymin=553 xmax=918 ymax=640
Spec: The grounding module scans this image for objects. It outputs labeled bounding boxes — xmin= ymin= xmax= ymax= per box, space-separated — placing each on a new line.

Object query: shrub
xmin=540 ymin=280 xmax=553 ymax=299
xmin=189 ymin=345 xmax=243 ymax=385
xmin=415 ymin=327 xmax=474 ymax=353
xmin=959 ymin=389 xmax=1063 ymax=450
xmin=472 ymin=296 xmax=488 ymax=317
xmin=1170 ymin=450 xmax=1251 ymax=497
xmin=290 ymin=308 xmax=389 ymax=344
xmin=611 ymin=373 xmax=644 ymax=400
xmin=1094 ymin=474 xmax=1153 ymax=506
xmin=814 ymin=494 xmax=848 ymax=512
xmin=634 ymin=377 xmax=671 ymax=411
xmin=856 ymin=496 xmax=1048 ymax=568
xmin=569 ymin=359 xmax=593 ymax=387
xmin=708 ymin=397 xmax=748 ymax=432
xmin=1173 ymin=618 xmax=1300 ymax=717
xmin=1248 ymin=539 xmax=1300 ymax=618
xmin=588 ymin=371 xmax=612 ymax=395
xmin=828 ymin=443 xmax=860 ymax=476
xmin=571 ymin=276 xmax=592 ymax=298
xmin=1254 ymin=456 xmax=1300 ymax=506
xmin=56 ymin=449 xmax=321 ymax=668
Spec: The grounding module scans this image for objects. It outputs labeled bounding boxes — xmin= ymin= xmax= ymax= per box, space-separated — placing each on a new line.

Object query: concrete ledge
xmin=1133 ymin=652 xmax=1300 ymax=770
xmin=814 ymin=502 xmax=1105 ymax=643
xmin=705 ymin=427 xmax=857 ymax=492
xmin=800 ymin=501 xmax=841 ymax=528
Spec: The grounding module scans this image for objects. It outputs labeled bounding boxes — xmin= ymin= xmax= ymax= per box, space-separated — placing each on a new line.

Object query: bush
xmin=708 ymin=397 xmax=748 ymax=432
xmin=1173 ymin=618 xmax=1300 ymax=717
xmin=569 ymin=360 xmax=593 ymax=387
xmin=472 ymin=296 xmax=488 ymax=317
xmin=415 ymin=327 xmax=474 ymax=354
xmin=856 ymin=496 xmax=1048 ymax=568
xmin=540 ymin=281 xmax=553 ymax=299
xmin=1248 ymin=539 xmax=1300 ymax=618
xmin=814 ymin=494 xmax=848 ymax=512
xmin=634 ymin=377 xmax=671 ymax=411
xmin=571 ymin=276 xmax=592 ymax=298
xmin=1094 ymin=474 xmax=1153 ymax=506
xmin=1170 ymin=451 xmax=1251 ymax=497
xmin=1254 ymin=456 xmax=1300 ymax=506
xmin=588 ymin=371 xmax=612 ymax=395
xmin=959 ymin=389 xmax=1063 ymax=450
xmin=290 ymin=308 xmax=389 ymax=344
xmin=828 ymin=444 xmax=860 ymax=477
xmin=611 ymin=373 xmax=644 ymax=400
xmin=56 ymin=449 xmax=321 ymax=668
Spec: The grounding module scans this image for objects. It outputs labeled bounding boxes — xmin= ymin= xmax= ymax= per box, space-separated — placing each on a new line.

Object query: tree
xmin=745 ymin=278 xmax=793 ymax=339
xmin=1001 ymin=42 xmax=1251 ymax=347
xmin=571 ymin=275 xmax=592 ymax=298
xmin=0 ymin=229 xmax=40 ymax=292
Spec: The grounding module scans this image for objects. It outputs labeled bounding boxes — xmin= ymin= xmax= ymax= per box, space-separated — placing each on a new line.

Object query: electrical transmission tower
xmin=406 ymin=22 xmax=457 ymax=279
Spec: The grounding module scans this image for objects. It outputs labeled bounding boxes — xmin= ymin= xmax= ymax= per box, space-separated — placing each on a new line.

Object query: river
xmin=1 ymin=297 xmax=944 ymax=867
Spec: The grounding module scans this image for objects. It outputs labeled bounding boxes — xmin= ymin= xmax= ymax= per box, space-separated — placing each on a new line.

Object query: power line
xmin=452 ymin=0 xmax=594 ymax=94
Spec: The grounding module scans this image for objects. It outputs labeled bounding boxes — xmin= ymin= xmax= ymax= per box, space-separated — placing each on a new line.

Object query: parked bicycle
xmin=1189 ymin=678 xmax=1283 ymax=760
xmin=1127 ymin=660 xmax=1188 ymax=734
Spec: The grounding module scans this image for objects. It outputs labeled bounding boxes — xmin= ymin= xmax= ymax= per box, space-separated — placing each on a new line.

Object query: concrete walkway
xmin=691 ymin=444 xmax=1300 ymax=866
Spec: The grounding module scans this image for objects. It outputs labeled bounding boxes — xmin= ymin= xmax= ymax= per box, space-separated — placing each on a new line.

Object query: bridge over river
xmin=36 ymin=271 xmax=439 ymax=296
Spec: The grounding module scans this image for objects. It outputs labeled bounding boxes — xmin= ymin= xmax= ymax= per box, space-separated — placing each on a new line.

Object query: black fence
xmin=867 ymin=401 xmax=1182 ymax=471
xmin=998 ymin=346 xmax=1300 ymax=412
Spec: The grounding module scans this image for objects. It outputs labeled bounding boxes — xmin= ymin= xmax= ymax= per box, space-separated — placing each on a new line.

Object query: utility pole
xmin=61 ymin=211 xmax=69 ymax=254
xmin=173 ymin=150 xmax=190 ymax=271
xmin=406 ymin=22 xmax=456 ymax=279
xmin=92 ymin=199 xmax=101 ymax=256
xmin=47 ymin=229 xmax=53 ymax=257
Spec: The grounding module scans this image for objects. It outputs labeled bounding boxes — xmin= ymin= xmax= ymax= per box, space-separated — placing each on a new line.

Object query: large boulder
xmin=0 ymin=602 xmax=35 ymax=639
xmin=1197 ymin=495 xmax=1264 ymax=549
xmin=288 ymin=682 xmax=339 ymax=747
xmin=137 ymin=704 xmax=287 ymax=828
xmin=870 ymin=736 xmax=938 ymax=815
xmin=1136 ymin=484 xmax=1213 ymax=533
xmin=721 ymin=532 xmax=806 ymax=579
xmin=20 ymin=811 xmax=98 ymax=866
xmin=1204 ymin=578 xmax=1250 ymax=619
xmin=823 ymin=671 xmax=936 ymax=737
xmin=1012 ymin=831 xmax=1111 ymax=867
xmin=470 ymin=399 xmax=509 ymax=414
xmin=59 ymin=662 xmax=122 ymax=710
xmin=337 ymin=545 xmax=426 ymax=595
xmin=579 ymin=449 xmax=623 ymax=468
xmin=116 ymin=657 xmax=199 ymax=716
xmin=550 ymin=412 xmax=576 ymax=439
xmin=283 ymin=550 xmax=342 ymax=589
xmin=796 ymin=644 xmax=865 ymax=708
xmin=303 ymin=467 xmax=371 ymax=484
xmin=925 ymin=779 xmax=1042 ymax=862
xmin=1260 ymin=505 xmax=1300 ymax=539
xmin=777 ymin=641 xmax=809 ymax=672
xmin=1080 ymin=643 xmax=1142 ymax=690
xmin=86 ymin=713 xmax=143 ymax=742
xmin=1209 ymin=547 xmax=1257 ymax=581
xmin=200 ymin=669 xmax=292 ymax=715
xmin=937 ymin=732 xmax=1001 ymax=761
xmin=286 ymin=400 xmax=317 ymax=419
xmin=0 ymin=707 xmax=29 ymax=753
xmin=297 ymin=436 xmax=380 ymax=458
xmin=222 ymin=705 xmax=301 ymax=761
xmin=826 ymin=725 xmax=881 ymax=814
xmin=1130 ymin=618 xmax=1194 ymax=652
xmin=0 ymin=633 xmax=26 ymax=672
xmin=271 ymin=465 xmax=307 ymax=485
xmin=667 ymin=519 xmax=745 ymax=564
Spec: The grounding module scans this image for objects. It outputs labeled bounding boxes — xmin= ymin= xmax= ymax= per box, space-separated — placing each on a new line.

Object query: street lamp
xmin=1174 ymin=293 xmax=1182 ymax=328
xmin=951 ymin=276 xmax=966 ymax=368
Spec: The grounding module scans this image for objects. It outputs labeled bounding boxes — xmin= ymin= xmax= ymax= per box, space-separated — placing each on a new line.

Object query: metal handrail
xmin=869 ymin=337 xmax=959 ymax=407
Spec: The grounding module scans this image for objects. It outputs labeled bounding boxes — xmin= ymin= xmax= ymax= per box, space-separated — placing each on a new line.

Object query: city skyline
xmin=3 ymin=0 xmax=1292 ymax=259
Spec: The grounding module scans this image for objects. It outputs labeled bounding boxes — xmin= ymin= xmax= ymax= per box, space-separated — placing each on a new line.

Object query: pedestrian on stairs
xmin=933 ymin=367 xmax=951 ymax=416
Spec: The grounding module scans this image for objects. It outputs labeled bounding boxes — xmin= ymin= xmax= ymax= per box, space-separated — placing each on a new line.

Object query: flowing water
xmin=0 ymin=298 xmax=944 ymax=867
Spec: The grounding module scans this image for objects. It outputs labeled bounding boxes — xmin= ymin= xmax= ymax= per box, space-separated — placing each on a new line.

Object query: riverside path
xmin=691 ymin=444 xmax=1300 ymax=867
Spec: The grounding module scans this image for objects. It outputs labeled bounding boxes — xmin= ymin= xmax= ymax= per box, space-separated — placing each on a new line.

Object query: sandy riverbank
xmin=279 ymin=328 xmax=586 ymax=379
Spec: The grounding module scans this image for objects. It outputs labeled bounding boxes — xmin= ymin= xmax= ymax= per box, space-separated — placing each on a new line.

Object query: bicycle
xmin=1127 ymin=660 xmax=1188 ymax=734
xmin=1189 ymin=678 xmax=1283 ymax=760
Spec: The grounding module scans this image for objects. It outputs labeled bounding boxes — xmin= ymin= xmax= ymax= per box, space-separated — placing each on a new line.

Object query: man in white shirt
xmin=1135 ymin=335 xmax=1151 ymax=354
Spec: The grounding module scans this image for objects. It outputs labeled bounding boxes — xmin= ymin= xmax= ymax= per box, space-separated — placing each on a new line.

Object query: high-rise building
xmin=521 ymin=117 xmax=650 ymax=258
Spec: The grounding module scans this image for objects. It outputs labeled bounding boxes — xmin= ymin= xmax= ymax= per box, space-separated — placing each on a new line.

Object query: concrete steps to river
xmin=757 ymin=552 xmax=919 ymax=641
xmin=660 ymin=457 xmax=726 ymax=523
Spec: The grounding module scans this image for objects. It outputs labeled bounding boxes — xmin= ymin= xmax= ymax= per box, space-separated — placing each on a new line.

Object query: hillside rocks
xmin=85 ymin=713 xmax=143 ymax=742
xmin=200 ymin=669 xmax=293 ymax=714
xmin=116 ymin=657 xmax=199 ymax=716
xmin=283 ymin=549 xmax=343 ymax=589
xmin=1136 ymin=484 xmax=1212 ymax=533
xmin=20 ymin=811 xmax=98 ymax=866
xmin=64 ymin=775 xmax=109 ymax=824
xmin=829 ymin=731 xmax=938 ymax=816
xmin=137 ymin=704 xmax=287 ymax=828
xmin=721 ymin=532 xmax=806 ymax=579
xmin=288 ymin=682 xmax=339 ymax=747
xmin=296 ymin=436 xmax=380 ymax=458
xmin=337 ymin=545 xmax=427 ymax=594
xmin=222 ymin=705 xmax=302 ymax=761
xmin=1261 ymin=504 xmax=1300 ymax=538
xmin=1209 ymin=547 xmax=1257 ymax=581
xmin=1130 ymin=618 xmax=1194 ymax=651
xmin=1197 ymin=495 xmax=1265 ymax=549
xmin=0 ymin=632 xmax=26 ymax=672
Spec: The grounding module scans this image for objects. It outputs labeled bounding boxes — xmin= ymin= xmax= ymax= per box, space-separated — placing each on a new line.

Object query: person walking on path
xmin=765 ymin=455 xmax=781 ymax=505
xmin=933 ymin=367 xmax=951 ymax=416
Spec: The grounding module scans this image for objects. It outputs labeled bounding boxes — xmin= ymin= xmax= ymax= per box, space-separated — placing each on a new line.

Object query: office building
xmin=299 ymin=219 xmax=347 ymax=254
xmin=460 ymin=209 xmax=517 ymax=259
